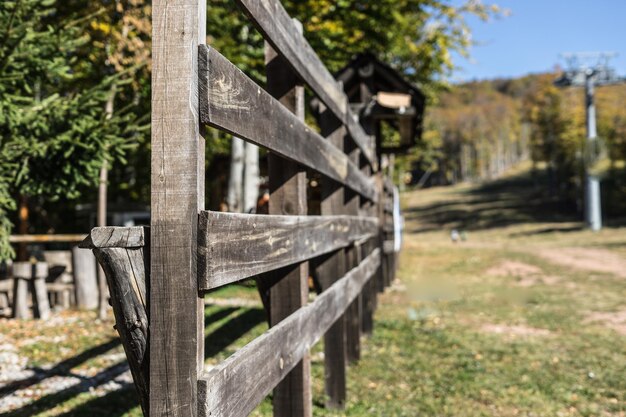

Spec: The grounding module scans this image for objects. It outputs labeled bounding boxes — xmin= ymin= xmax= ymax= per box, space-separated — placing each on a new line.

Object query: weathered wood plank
xmin=198 ymin=211 xmax=378 ymax=290
xmin=359 ymin=113 xmax=378 ymax=336
xmin=198 ymin=45 xmax=378 ymax=202
xmin=79 ymin=226 xmax=146 ymax=249
xmin=150 ymin=0 xmax=205 ymax=415
xmin=316 ymin=106 xmax=348 ymax=409
xmin=345 ymin=134 xmax=361 ymax=364
xmin=90 ymin=245 xmax=149 ymax=416
xmin=261 ymin=30 xmax=312 ymax=417
xmin=197 ymin=249 xmax=381 ymax=417
xmin=234 ymin=0 xmax=377 ymax=170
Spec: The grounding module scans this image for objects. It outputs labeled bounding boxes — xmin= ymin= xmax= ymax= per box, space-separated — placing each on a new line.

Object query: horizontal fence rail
xmin=199 ymin=46 xmax=378 ymax=202
xmin=198 ymin=249 xmax=381 ymax=417
xmin=198 ymin=211 xmax=378 ymax=290
xmin=234 ymin=0 xmax=378 ymax=170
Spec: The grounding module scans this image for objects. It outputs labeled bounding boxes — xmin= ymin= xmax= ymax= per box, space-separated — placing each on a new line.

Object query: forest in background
xmin=410 ymin=72 xmax=626 ymax=219
xmin=4 ymin=1 xmax=626 ymax=261
xmin=0 ymin=0 xmax=502 ymax=260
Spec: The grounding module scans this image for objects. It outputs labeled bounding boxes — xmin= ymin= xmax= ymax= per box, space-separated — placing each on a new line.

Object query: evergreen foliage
xmin=0 ymin=0 xmax=144 ymax=259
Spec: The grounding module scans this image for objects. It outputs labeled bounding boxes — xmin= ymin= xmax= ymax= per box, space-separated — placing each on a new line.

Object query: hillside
xmin=1 ymin=167 xmax=625 ymax=416
xmin=414 ymin=73 xmax=626 ymax=204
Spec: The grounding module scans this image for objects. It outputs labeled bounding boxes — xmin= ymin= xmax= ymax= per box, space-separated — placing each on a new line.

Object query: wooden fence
xmin=81 ymin=0 xmax=401 ymax=416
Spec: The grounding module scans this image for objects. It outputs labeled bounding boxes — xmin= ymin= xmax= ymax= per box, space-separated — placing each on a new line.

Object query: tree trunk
xmin=227 ymin=137 xmax=245 ymax=212
xmin=97 ymin=84 xmax=117 ymax=319
xmin=243 ymin=142 xmax=260 ymax=213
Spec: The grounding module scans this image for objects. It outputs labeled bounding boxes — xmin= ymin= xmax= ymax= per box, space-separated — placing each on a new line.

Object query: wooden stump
xmin=80 ymin=226 xmax=149 ymax=416
xmin=12 ymin=277 xmax=29 ymax=319
xmin=72 ymin=246 xmax=98 ymax=309
xmin=0 ymin=278 xmax=13 ymax=314
xmin=12 ymin=262 xmax=50 ymax=320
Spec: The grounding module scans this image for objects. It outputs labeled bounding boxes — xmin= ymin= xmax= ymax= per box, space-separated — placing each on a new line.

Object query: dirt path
xmin=537 ymin=247 xmax=626 ymax=278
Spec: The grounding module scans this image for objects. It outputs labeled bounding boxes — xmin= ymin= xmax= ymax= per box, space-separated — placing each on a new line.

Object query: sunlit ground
xmin=1 ymin=165 xmax=625 ymax=416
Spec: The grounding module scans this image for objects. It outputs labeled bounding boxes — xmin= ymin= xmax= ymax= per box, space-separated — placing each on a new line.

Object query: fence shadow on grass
xmin=56 ymin=384 xmax=138 ymax=417
xmin=204 ymin=306 xmax=266 ymax=358
xmin=4 ymin=304 xmax=265 ymax=417
xmin=0 ymin=338 xmax=121 ymax=399
xmin=2 ymin=362 xmax=130 ymax=417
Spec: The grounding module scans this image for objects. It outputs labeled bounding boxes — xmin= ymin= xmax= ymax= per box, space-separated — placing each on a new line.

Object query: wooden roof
xmin=334 ymin=53 xmax=426 ymax=152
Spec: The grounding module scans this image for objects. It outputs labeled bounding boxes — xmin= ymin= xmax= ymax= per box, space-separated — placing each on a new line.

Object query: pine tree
xmin=0 ymin=0 xmax=143 ymax=260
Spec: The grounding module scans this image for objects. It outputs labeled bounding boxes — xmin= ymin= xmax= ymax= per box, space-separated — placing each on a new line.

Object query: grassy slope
xmin=2 ymin=166 xmax=625 ymax=416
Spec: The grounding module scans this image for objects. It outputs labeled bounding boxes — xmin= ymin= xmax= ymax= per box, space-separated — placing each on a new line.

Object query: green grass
xmin=2 ymin=166 xmax=625 ymax=416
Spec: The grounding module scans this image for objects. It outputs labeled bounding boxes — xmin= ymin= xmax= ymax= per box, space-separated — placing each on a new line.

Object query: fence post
xmin=374 ymin=169 xmax=385 ymax=293
xmin=260 ymin=22 xmax=312 ymax=417
xmin=316 ymin=104 xmax=348 ymax=410
xmin=345 ymin=139 xmax=361 ymax=363
xmin=387 ymin=155 xmax=396 ymax=283
xmin=361 ymin=161 xmax=376 ymax=335
xmin=359 ymin=118 xmax=377 ymax=335
xmin=150 ymin=0 xmax=205 ymax=415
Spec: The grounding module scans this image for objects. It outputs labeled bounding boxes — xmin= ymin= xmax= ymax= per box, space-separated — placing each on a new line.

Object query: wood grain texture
xmin=233 ymin=0 xmax=377 ymax=170
xmin=79 ymin=226 xmax=146 ymax=249
xmin=345 ymin=137 xmax=361 ymax=364
xmin=198 ymin=45 xmax=378 ymax=203
xmin=262 ymin=34 xmax=312 ymax=417
xmin=316 ymin=107 xmax=348 ymax=409
xmin=198 ymin=211 xmax=378 ymax=290
xmin=150 ymin=0 xmax=206 ymax=415
xmin=92 ymin=246 xmax=149 ymax=415
xmin=197 ymin=249 xmax=381 ymax=417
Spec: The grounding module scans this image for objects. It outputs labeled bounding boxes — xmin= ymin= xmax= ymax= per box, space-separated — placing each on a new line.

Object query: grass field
xmin=1 ymin=167 xmax=625 ymax=416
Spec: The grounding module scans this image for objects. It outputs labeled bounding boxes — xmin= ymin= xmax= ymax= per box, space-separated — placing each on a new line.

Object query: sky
xmin=451 ymin=0 xmax=626 ymax=82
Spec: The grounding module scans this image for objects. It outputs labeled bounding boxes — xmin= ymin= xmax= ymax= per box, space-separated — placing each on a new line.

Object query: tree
xmin=419 ymin=80 xmax=523 ymax=185
xmin=205 ymin=0 xmax=502 ymax=207
xmin=206 ymin=0 xmax=502 ymax=94
xmin=0 ymin=0 xmax=144 ymax=260
xmin=286 ymin=0 xmax=503 ymax=92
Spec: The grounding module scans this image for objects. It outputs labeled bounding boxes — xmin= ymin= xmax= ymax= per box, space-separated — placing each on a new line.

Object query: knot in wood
xmin=283 ymin=202 xmax=295 ymax=215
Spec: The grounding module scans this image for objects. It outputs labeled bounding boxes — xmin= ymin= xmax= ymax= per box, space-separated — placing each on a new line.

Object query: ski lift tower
xmin=554 ymin=52 xmax=624 ymax=231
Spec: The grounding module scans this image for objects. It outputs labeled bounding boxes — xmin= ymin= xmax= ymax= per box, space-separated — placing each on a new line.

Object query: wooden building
xmin=316 ymin=52 xmax=426 ymax=160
